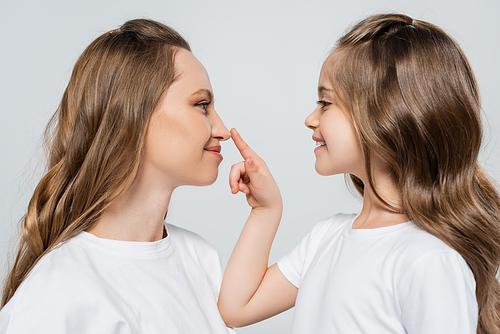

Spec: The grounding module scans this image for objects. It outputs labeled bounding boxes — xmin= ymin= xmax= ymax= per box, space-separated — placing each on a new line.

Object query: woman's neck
xmin=88 ymin=169 xmax=174 ymax=242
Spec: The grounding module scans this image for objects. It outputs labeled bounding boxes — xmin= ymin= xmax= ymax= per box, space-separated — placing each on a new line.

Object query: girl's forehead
xmin=318 ymin=52 xmax=342 ymax=92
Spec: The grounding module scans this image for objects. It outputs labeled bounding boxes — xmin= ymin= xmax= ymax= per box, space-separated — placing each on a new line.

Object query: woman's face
xmin=304 ymin=62 xmax=364 ymax=178
xmin=142 ymin=49 xmax=230 ymax=189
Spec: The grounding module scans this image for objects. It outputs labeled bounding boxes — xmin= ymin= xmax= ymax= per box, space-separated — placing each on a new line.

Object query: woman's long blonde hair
xmin=327 ymin=14 xmax=500 ymax=333
xmin=1 ymin=19 xmax=190 ymax=307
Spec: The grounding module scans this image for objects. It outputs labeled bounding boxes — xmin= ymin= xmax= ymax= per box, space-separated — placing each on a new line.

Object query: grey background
xmin=1 ymin=0 xmax=499 ymax=333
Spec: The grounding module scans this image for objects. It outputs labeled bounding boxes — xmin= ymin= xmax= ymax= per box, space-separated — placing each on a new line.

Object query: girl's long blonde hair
xmin=328 ymin=14 xmax=500 ymax=333
xmin=2 ymin=19 xmax=190 ymax=307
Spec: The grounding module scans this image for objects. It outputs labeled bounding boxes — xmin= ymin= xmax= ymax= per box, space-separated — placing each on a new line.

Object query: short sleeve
xmin=398 ymin=251 xmax=477 ymax=333
xmin=277 ymin=237 xmax=309 ymax=288
xmin=277 ymin=216 xmax=339 ymax=288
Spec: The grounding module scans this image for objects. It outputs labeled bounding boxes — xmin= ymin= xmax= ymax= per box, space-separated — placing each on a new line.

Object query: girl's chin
xmin=314 ymin=164 xmax=343 ymax=177
xmin=314 ymin=163 xmax=331 ymax=176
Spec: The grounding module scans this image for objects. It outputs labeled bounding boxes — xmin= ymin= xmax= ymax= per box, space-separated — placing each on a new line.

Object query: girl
xmin=219 ymin=14 xmax=500 ymax=333
xmin=0 ymin=19 xmax=234 ymax=333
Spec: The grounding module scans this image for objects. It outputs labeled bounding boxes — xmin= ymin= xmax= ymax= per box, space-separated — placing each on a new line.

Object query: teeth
xmin=316 ymin=141 xmax=326 ymax=146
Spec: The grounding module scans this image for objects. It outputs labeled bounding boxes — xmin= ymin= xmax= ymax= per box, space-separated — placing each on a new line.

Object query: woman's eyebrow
xmin=191 ymin=88 xmax=214 ymax=100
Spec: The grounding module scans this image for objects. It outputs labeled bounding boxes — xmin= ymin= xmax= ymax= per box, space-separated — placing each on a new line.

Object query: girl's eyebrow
xmin=317 ymin=86 xmax=332 ymax=95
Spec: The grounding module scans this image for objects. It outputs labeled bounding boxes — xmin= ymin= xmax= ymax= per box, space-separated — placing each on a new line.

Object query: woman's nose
xmin=211 ymin=111 xmax=230 ymax=141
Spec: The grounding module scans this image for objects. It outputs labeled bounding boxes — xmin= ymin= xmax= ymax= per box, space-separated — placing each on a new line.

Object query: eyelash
xmin=316 ymin=100 xmax=331 ymax=109
xmin=195 ymin=101 xmax=211 ymax=114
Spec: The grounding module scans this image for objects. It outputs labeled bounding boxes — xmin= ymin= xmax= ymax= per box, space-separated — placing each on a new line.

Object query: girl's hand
xmin=219 ymin=129 xmax=295 ymax=327
xmin=229 ymin=128 xmax=282 ymax=213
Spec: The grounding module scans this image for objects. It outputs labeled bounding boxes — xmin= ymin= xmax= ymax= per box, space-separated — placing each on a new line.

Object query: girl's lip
xmin=312 ymin=136 xmax=326 ymax=153
xmin=312 ymin=136 xmax=324 ymax=142
xmin=314 ymin=145 xmax=325 ymax=153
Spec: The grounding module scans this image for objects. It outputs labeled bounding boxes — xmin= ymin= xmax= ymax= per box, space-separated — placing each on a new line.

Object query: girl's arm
xmin=218 ymin=129 xmax=298 ymax=328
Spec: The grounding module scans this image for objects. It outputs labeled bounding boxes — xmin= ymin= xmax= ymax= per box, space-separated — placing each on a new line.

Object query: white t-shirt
xmin=277 ymin=213 xmax=478 ymax=334
xmin=0 ymin=223 xmax=234 ymax=334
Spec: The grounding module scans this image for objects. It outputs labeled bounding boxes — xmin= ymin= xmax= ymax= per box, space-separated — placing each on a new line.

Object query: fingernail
xmin=248 ymin=158 xmax=254 ymax=167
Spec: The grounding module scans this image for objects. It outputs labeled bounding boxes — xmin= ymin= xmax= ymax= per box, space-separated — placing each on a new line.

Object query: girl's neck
xmin=88 ymin=169 xmax=175 ymax=242
xmin=352 ymin=169 xmax=409 ymax=229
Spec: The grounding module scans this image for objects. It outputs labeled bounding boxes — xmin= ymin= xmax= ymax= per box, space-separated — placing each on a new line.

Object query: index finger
xmin=231 ymin=128 xmax=259 ymax=160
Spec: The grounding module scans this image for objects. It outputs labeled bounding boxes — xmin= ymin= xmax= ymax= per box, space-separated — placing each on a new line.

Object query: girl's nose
xmin=305 ymin=107 xmax=321 ymax=130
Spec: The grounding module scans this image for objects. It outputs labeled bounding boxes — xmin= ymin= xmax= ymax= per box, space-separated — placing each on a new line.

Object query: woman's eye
xmin=316 ymin=100 xmax=331 ymax=109
xmin=195 ymin=102 xmax=210 ymax=114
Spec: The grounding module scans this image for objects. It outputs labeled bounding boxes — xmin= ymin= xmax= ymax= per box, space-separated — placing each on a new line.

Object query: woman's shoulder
xmin=12 ymin=238 xmax=106 ymax=297
xmin=22 ymin=238 xmax=90 ymax=283
xmin=166 ymin=223 xmax=220 ymax=259
xmin=166 ymin=223 xmax=214 ymax=247
xmin=165 ymin=223 xmax=223 ymax=286
xmin=0 ymin=239 xmax=120 ymax=333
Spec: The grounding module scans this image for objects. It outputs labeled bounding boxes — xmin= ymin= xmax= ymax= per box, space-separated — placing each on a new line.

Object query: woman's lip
xmin=204 ymin=146 xmax=222 ymax=153
xmin=204 ymin=146 xmax=223 ymax=160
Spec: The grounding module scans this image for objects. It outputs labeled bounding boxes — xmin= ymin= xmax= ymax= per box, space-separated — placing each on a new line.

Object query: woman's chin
xmin=193 ymin=171 xmax=219 ymax=187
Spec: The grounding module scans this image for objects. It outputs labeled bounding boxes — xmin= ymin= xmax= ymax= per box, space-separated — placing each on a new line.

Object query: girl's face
xmin=305 ymin=63 xmax=364 ymax=178
xmin=142 ymin=49 xmax=230 ymax=189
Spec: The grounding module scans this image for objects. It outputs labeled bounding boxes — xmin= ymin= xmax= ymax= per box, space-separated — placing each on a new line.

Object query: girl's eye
xmin=316 ymin=100 xmax=331 ymax=109
xmin=195 ymin=101 xmax=210 ymax=114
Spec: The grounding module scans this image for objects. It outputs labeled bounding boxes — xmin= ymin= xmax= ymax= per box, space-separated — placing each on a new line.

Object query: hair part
xmin=2 ymin=19 xmax=191 ymax=306
xmin=327 ymin=13 xmax=500 ymax=333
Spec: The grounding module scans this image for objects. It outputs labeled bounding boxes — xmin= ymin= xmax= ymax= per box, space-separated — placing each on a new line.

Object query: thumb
xmin=245 ymin=157 xmax=259 ymax=175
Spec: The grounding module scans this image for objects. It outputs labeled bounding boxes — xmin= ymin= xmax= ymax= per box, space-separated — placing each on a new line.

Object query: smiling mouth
xmin=312 ymin=136 xmax=326 ymax=153
xmin=312 ymin=136 xmax=326 ymax=147
xmin=316 ymin=141 xmax=326 ymax=147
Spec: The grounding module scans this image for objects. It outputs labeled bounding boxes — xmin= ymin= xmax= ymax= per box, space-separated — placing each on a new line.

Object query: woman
xmin=0 ymin=19 xmax=233 ymax=333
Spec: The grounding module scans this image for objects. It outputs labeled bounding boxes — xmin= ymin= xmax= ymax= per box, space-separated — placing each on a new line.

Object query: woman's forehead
xmin=172 ymin=49 xmax=213 ymax=96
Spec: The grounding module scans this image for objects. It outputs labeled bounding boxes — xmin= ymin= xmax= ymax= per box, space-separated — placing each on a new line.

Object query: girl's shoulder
xmin=392 ymin=222 xmax=460 ymax=257
xmin=387 ymin=223 xmax=474 ymax=292
xmin=310 ymin=214 xmax=460 ymax=258
xmin=304 ymin=213 xmax=357 ymax=243
xmin=310 ymin=213 xmax=357 ymax=236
